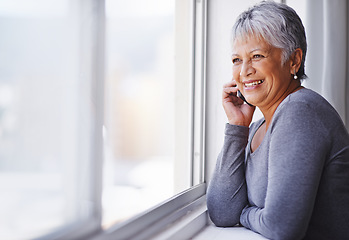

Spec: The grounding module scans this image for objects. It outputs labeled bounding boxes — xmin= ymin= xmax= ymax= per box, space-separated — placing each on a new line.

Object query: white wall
xmin=205 ymin=0 xmax=264 ymax=183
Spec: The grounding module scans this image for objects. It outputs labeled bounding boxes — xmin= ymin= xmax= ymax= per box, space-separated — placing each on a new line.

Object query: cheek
xmin=267 ymin=64 xmax=287 ymax=81
xmin=232 ymin=66 xmax=241 ymax=80
xmin=257 ymin=63 xmax=275 ymax=78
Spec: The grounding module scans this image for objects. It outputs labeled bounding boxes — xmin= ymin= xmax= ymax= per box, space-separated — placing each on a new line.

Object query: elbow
xmin=206 ymin=180 xmax=247 ymax=227
xmin=206 ymin=194 xmax=242 ymax=227
xmin=261 ymin=216 xmax=307 ymax=240
xmin=207 ymin=208 xmax=240 ymax=227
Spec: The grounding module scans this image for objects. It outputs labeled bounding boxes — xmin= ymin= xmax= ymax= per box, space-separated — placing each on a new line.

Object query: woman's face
xmin=231 ymin=36 xmax=292 ymax=109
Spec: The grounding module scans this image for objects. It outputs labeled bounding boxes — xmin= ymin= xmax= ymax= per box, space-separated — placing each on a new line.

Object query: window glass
xmin=0 ymin=1 xmax=95 ymax=239
xmin=103 ymin=0 xmax=193 ymax=227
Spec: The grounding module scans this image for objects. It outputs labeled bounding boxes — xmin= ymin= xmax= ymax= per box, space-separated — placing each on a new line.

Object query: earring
xmin=293 ymin=70 xmax=298 ymax=80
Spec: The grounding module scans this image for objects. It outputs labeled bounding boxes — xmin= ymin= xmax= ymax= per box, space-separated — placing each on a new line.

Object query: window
xmin=0 ymin=0 xmax=100 ymax=239
xmin=102 ymin=0 xmax=193 ymax=227
xmin=1 ymin=0 xmax=207 ymax=239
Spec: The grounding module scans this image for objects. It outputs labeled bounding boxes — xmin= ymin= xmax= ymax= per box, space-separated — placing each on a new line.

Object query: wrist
xmin=228 ymin=119 xmax=250 ymax=127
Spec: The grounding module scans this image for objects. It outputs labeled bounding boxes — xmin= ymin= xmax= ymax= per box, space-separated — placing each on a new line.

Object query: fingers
xmin=221 ymin=80 xmax=255 ymax=126
xmin=222 ymin=79 xmax=238 ymax=97
xmin=223 ymin=79 xmax=237 ymax=88
xmin=222 ymin=81 xmax=244 ymax=109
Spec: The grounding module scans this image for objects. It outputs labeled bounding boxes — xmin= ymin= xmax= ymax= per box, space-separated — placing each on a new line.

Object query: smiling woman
xmin=229 ymin=36 xmax=303 ymax=126
xmin=207 ymin=2 xmax=349 ymax=239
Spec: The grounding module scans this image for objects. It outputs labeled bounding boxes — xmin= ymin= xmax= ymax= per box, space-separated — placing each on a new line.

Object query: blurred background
xmin=0 ymin=0 xmax=193 ymax=238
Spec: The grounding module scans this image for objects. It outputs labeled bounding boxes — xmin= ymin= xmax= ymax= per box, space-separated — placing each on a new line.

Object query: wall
xmin=205 ymin=0 xmax=264 ymax=183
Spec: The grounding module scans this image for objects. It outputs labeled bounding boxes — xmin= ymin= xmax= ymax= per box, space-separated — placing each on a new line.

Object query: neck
xmin=260 ymin=80 xmax=302 ymax=129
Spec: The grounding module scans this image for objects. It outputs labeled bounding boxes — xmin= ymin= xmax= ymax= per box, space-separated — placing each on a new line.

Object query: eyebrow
xmin=251 ymin=48 xmax=263 ymax=53
xmin=231 ymin=48 xmax=269 ymax=57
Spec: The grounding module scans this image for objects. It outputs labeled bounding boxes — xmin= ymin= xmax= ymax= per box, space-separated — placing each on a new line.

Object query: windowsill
xmin=90 ymin=183 xmax=207 ymax=240
xmin=85 ymin=186 xmax=268 ymax=240
xmin=192 ymin=224 xmax=268 ymax=240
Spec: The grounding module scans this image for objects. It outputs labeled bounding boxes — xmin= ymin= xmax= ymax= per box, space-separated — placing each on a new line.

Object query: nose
xmin=240 ymin=60 xmax=255 ymax=77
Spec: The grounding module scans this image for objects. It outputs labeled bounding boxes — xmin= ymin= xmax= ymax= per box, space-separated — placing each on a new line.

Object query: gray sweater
xmin=207 ymin=88 xmax=349 ymax=240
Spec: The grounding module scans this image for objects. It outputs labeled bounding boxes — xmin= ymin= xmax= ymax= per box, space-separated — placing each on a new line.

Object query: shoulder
xmin=278 ymin=88 xmax=334 ymax=112
xmin=269 ymin=88 xmax=341 ymax=141
xmin=269 ymin=88 xmax=349 ymax=149
xmin=273 ymin=88 xmax=342 ymax=126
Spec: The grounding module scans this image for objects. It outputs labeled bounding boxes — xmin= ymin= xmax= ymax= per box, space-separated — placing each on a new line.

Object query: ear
xmin=289 ymin=48 xmax=303 ymax=74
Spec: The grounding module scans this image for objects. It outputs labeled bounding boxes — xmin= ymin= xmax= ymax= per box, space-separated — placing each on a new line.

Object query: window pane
xmin=0 ymin=1 xmax=96 ymax=239
xmin=103 ymin=0 xmax=193 ymax=227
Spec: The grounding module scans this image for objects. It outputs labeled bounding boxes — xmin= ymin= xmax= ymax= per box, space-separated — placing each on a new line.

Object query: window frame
xmin=191 ymin=0 xmax=208 ymax=187
xmin=95 ymin=183 xmax=206 ymax=240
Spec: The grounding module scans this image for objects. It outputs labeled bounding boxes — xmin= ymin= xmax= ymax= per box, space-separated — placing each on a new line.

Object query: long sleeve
xmin=240 ymin=102 xmax=330 ymax=240
xmin=207 ymin=123 xmax=249 ymax=227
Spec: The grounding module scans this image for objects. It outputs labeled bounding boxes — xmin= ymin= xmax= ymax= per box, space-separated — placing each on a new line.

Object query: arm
xmin=207 ymin=80 xmax=255 ymax=226
xmin=207 ymin=124 xmax=249 ymax=227
xmin=240 ymin=103 xmax=330 ymax=240
xmin=207 ymin=123 xmax=249 ymax=226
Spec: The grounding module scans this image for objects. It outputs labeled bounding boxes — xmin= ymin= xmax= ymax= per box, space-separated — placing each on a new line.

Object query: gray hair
xmin=232 ymin=1 xmax=307 ymax=80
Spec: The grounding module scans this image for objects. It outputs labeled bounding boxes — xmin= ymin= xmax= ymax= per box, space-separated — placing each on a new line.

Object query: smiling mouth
xmin=244 ymin=80 xmax=264 ymax=87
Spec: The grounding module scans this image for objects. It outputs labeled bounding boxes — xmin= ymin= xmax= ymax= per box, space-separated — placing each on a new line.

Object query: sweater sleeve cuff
xmin=225 ymin=123 xmax=249 ymax=138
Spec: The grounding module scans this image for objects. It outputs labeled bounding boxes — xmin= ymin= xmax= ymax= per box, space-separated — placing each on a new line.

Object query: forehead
xmin=232 ymin=35 xmax=272 ymax=55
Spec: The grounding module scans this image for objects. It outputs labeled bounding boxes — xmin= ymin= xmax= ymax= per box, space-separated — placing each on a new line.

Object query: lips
xmin=244 ymin=80 xmax=264 ymax=87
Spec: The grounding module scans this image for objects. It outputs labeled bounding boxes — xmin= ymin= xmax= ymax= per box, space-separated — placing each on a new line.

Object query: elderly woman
xmin=206 ymin=1 xmax=349 ymax=240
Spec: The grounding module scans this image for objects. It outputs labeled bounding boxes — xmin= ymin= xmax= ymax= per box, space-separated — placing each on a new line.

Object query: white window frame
xmin=95 ymin=183 xmax=206 ymax=240
xmin=191 ymin=0 xmax=208 ymax=187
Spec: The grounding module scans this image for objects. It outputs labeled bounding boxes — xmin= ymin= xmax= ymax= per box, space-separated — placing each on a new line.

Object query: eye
xmin=232 ymin=58 xmax=241 ymax=64
xmin=253 ymin=54 xmax=264 ymax=59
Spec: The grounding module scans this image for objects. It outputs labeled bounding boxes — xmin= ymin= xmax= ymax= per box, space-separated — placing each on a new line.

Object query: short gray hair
xmin=232 ymin=1 xmax=307 ymax=80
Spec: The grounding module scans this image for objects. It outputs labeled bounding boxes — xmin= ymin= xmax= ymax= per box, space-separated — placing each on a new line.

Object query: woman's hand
xmin=222 ymin=80 xmax=255 ymax=126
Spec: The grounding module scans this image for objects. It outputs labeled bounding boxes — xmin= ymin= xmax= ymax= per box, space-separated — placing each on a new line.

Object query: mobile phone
xmin=237 ymin=90 xmax=254 ymax=107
